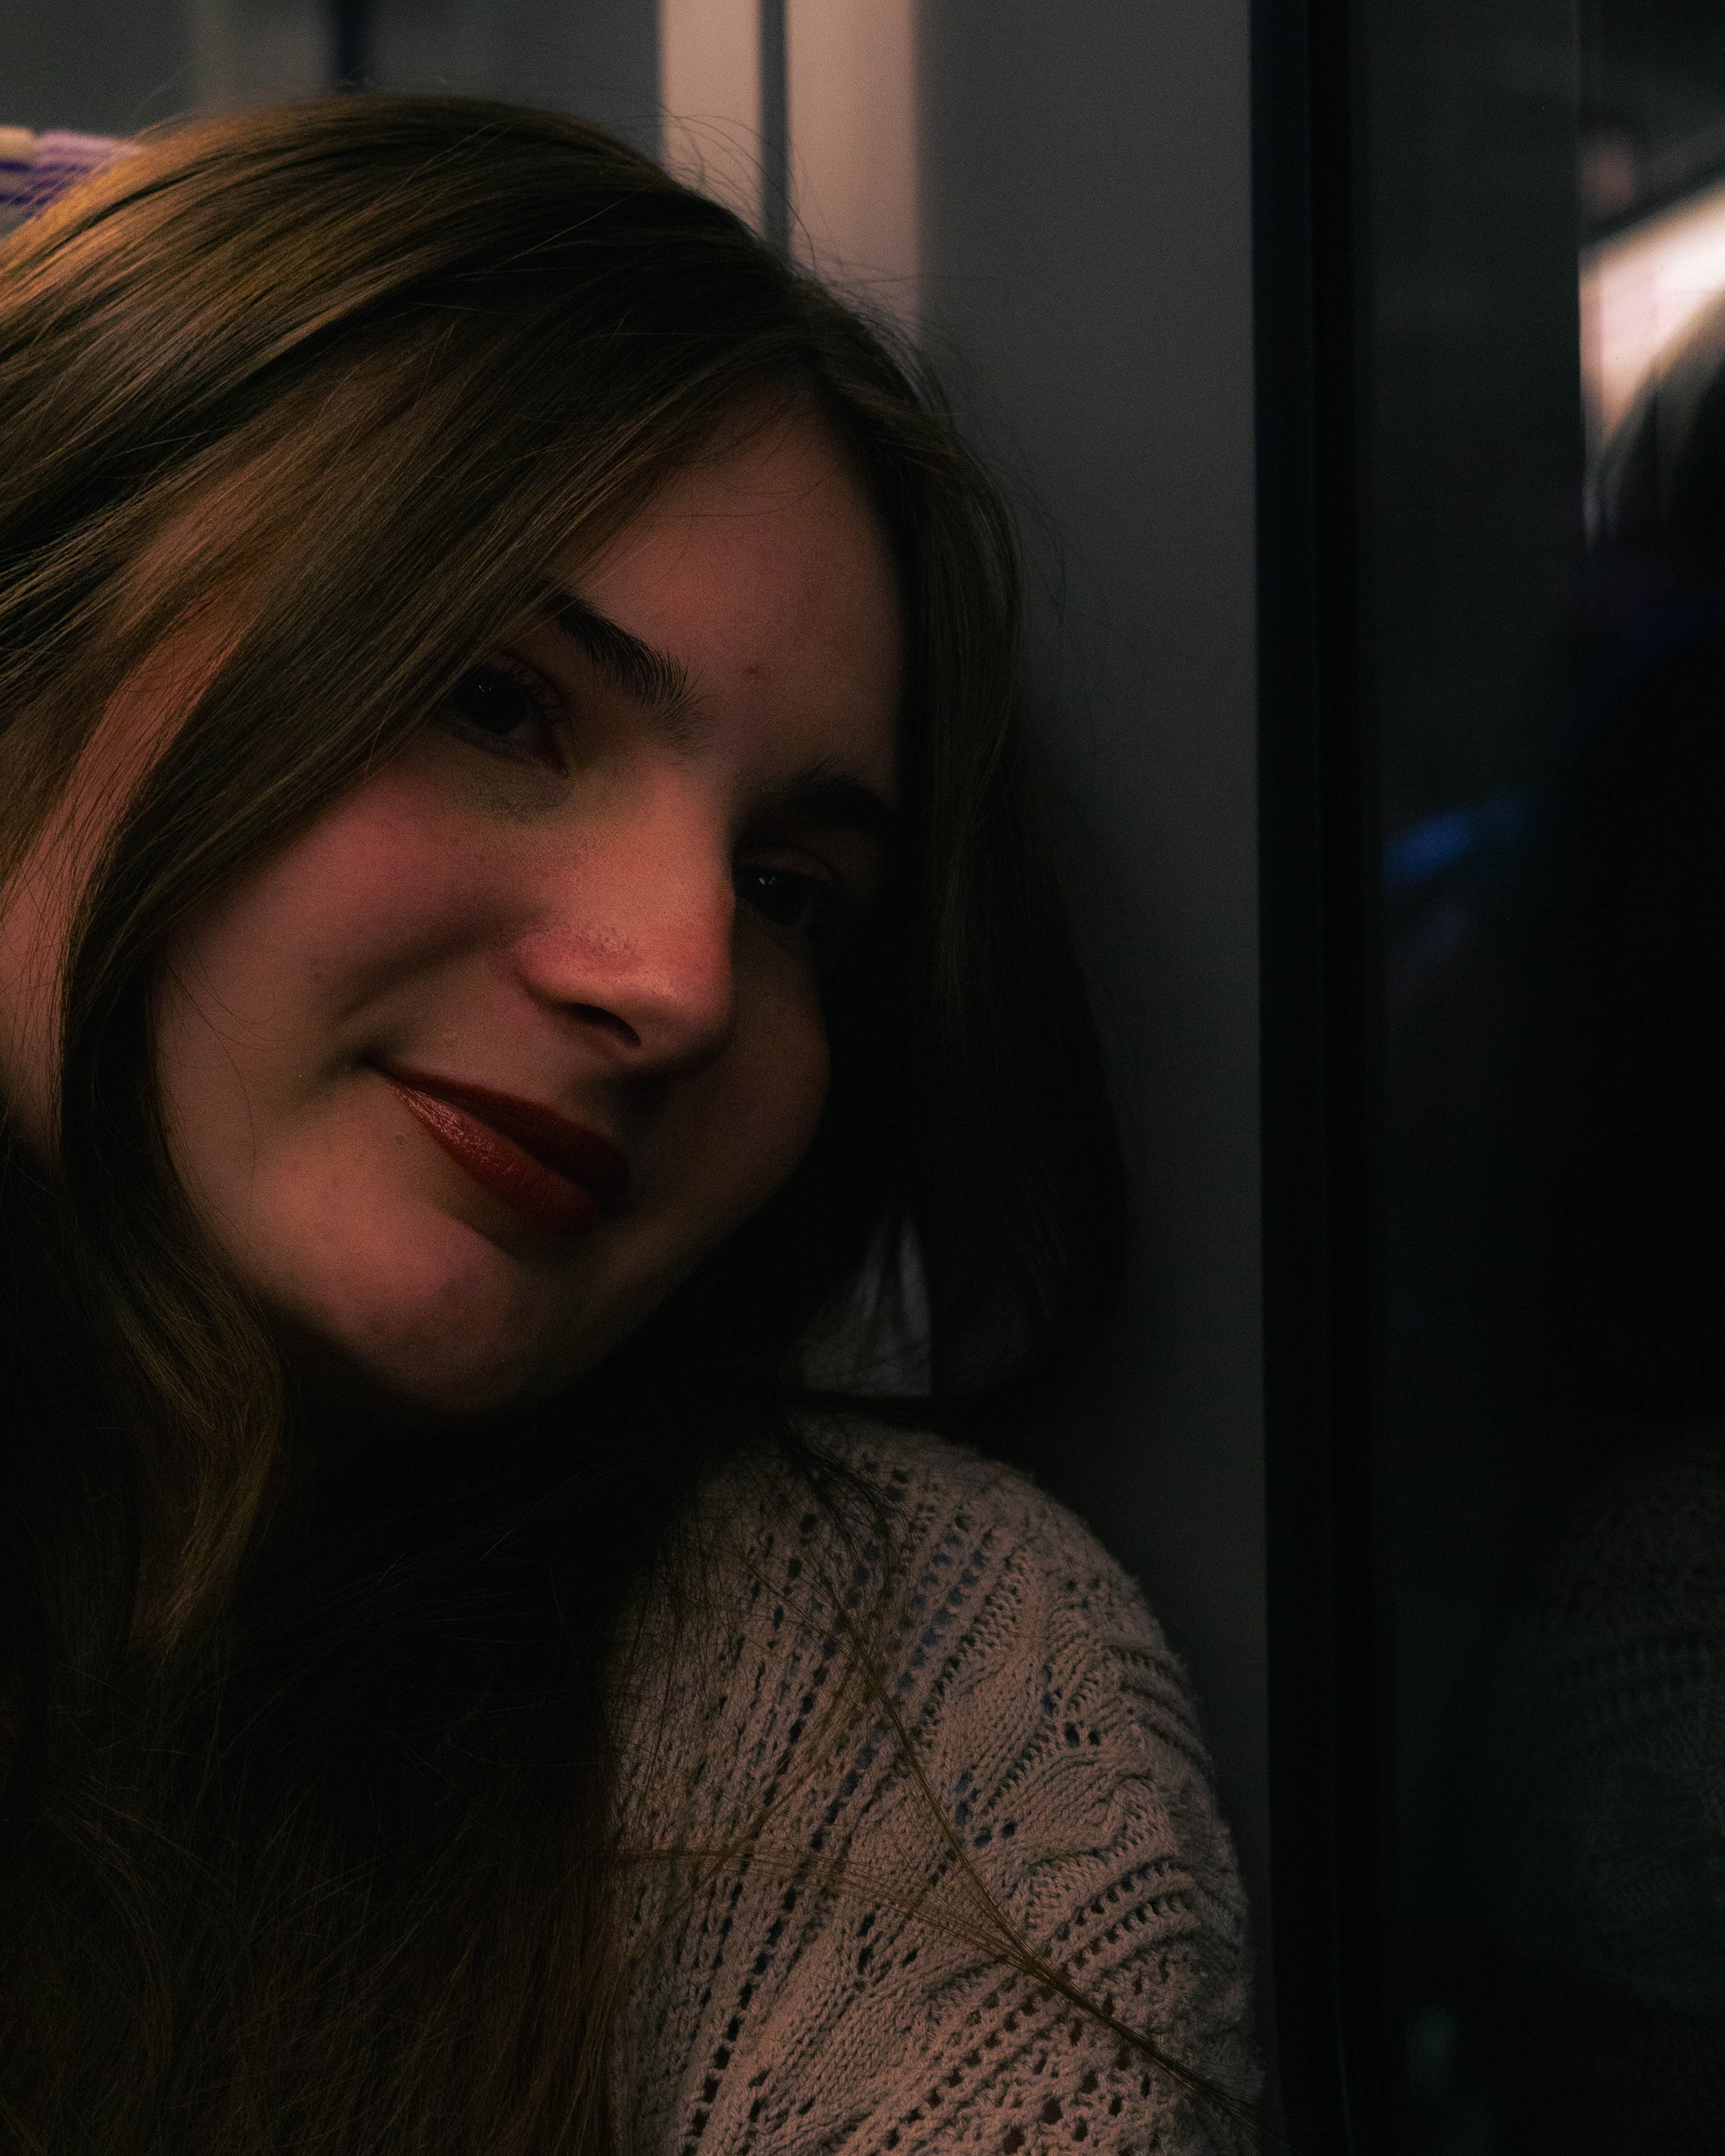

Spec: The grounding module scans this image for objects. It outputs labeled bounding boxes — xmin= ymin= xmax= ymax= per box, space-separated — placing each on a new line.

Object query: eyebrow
xmin=528 ymin=582 xmax=902 ymax=851
xmin=529 ymin=582 xmax=696 ymax=718
xmin=771 ymin=768 xmax=905 ymax=854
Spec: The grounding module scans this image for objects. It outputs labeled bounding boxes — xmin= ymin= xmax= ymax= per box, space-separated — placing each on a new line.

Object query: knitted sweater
xmin=1487 ymin=1433 xmax=1725 ymax=2012
xmin=1479 ymin=1435 xmax=1725 ymax=2148
xmin=607 ymin=1421 xmax=1257 ymax=2155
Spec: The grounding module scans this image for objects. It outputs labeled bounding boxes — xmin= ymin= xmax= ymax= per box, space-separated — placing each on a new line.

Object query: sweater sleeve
xmin=609 ymin=1423 xmax=1259 ymax=2156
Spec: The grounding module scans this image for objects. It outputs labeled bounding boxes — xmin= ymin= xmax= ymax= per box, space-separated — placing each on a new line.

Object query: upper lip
xmin=376 ymin=1064 xmax=632 ymax=1211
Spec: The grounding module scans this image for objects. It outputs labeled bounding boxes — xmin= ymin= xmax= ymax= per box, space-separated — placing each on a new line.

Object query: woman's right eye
xmin=436 ymin=661 xmax=561 ymax=761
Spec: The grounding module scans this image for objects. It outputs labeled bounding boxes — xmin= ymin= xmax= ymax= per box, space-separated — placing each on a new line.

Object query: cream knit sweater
xmin=608 ymin=1420 xmax=1257 ymax=2155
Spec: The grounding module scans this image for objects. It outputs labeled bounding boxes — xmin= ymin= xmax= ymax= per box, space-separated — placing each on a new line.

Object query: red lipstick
xmin=377 ymin=1066 xmax=630 ymax=1238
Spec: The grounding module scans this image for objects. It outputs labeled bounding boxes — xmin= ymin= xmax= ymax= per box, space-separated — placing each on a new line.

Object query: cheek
xmin=750 ymin=1016 xmax=831 ymax=1189
xmin=728 ymin=989 xmax=832 ymax=1205
xmin=667 ymin=971 xmax=831 ymax=1246
xmin=159 ymin=775 xmax=496 ymax=1104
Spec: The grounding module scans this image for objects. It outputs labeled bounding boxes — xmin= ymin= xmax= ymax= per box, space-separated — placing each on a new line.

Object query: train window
xmin=1261 ymin=0 xmax=1725 ymax=2146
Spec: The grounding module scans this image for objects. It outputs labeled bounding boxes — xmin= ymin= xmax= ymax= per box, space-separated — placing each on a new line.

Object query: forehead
xmin=566 ymin=406 xmax=903 ymax=793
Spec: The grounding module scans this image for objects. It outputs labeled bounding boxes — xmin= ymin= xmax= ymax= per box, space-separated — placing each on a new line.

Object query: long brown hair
xmin=0 ymin=97 xmax=1140 ymax=2154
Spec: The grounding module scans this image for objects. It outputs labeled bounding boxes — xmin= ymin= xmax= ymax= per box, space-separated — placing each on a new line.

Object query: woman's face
xmin=0 ymin=408 xmax=903 ymax=1425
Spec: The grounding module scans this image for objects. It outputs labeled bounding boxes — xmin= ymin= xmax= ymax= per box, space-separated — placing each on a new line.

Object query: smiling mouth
xmin=375 ymin=1065 xmax=632 ymax=1239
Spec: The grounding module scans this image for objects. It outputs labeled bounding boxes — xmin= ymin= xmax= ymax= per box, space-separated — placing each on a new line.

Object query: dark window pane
xmin=1367 ymin=3 xmax=1725 ymax=2146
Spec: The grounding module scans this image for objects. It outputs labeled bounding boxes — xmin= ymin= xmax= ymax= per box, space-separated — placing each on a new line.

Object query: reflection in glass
xmin=1473 ymin=293 xmax=1725 ymax=2153
xmin=1379 ymin=5 xmax=1725 ymax=2149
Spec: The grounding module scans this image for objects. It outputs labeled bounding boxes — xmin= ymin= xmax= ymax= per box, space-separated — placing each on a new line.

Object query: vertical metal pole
xmin=1254 ymin=0 xmax=1402 ymax=2142
xmin=758 ymin=0 xmax=789 ymax=251
xmin=331 ymin=0 xmax=371 ymax=92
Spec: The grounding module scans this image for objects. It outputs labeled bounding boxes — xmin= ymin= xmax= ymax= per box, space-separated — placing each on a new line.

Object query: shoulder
xmin=1488 ymin=1433 xmax=1725 ymax=2011
xmin=609 ymin=1418 xmax=1257 ymax=2155
xmin=781 ymin=1419 xmax=1239 ymax=1849
xmin=1492 ymin=1430 xmax=1725 ymax=1738
xmin=1537 ymin=1432 xmax=1725 ymax=1616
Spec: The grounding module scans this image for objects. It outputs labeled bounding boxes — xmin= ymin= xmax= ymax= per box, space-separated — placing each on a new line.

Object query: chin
xmin=266 ymin=1196 xmax=610 ymax=1428
xmin=353 ymin=1334 xmax=565 ymax=1425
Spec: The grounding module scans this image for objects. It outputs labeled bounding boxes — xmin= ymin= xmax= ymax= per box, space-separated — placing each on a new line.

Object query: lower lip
xmin=380 ymin=1077 xmax=602 ymax=1238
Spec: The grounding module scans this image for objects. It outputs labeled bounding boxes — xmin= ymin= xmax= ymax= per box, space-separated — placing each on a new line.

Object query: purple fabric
xmin=0 ymin=130 xmax=131 ymax=218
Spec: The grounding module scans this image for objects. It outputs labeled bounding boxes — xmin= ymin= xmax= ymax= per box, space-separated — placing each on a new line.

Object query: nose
xmin=508 ymin=808 xmax=737 ymax=1076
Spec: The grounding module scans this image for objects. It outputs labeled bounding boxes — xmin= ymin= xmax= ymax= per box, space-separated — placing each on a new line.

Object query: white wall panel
xmin=659 ymin=0 xmax=764 ymax=228
xmin=190 ymin=0 xmax=325 ymax=109
xmin=786 ymin=0 xmax=919 ymax=334
xmin=913 ymin=0 xmax=1271 ymax=2086
xmin=371 ymin=0 xmax=659 ymax=152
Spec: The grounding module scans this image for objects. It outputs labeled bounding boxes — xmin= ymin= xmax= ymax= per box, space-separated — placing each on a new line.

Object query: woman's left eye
xmin=437 ymin=662 xmax=559 ymax=756
xmin=735 ymin=866 xmax=843 ymax=949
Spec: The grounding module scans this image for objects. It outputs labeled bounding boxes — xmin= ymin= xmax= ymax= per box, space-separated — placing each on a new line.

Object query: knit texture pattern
xmin=606 ymin=1420 xmax=1257 ymax=2155
xmin=1486 ymin=1432 xmax=1725 ymax=2015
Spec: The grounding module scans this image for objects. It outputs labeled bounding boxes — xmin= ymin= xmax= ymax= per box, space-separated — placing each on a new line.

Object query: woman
xmin=1465 ymin=287 xmax=1725 ymax=2154
xmin=0 ymin=97 xmax=1255 ymax=2154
